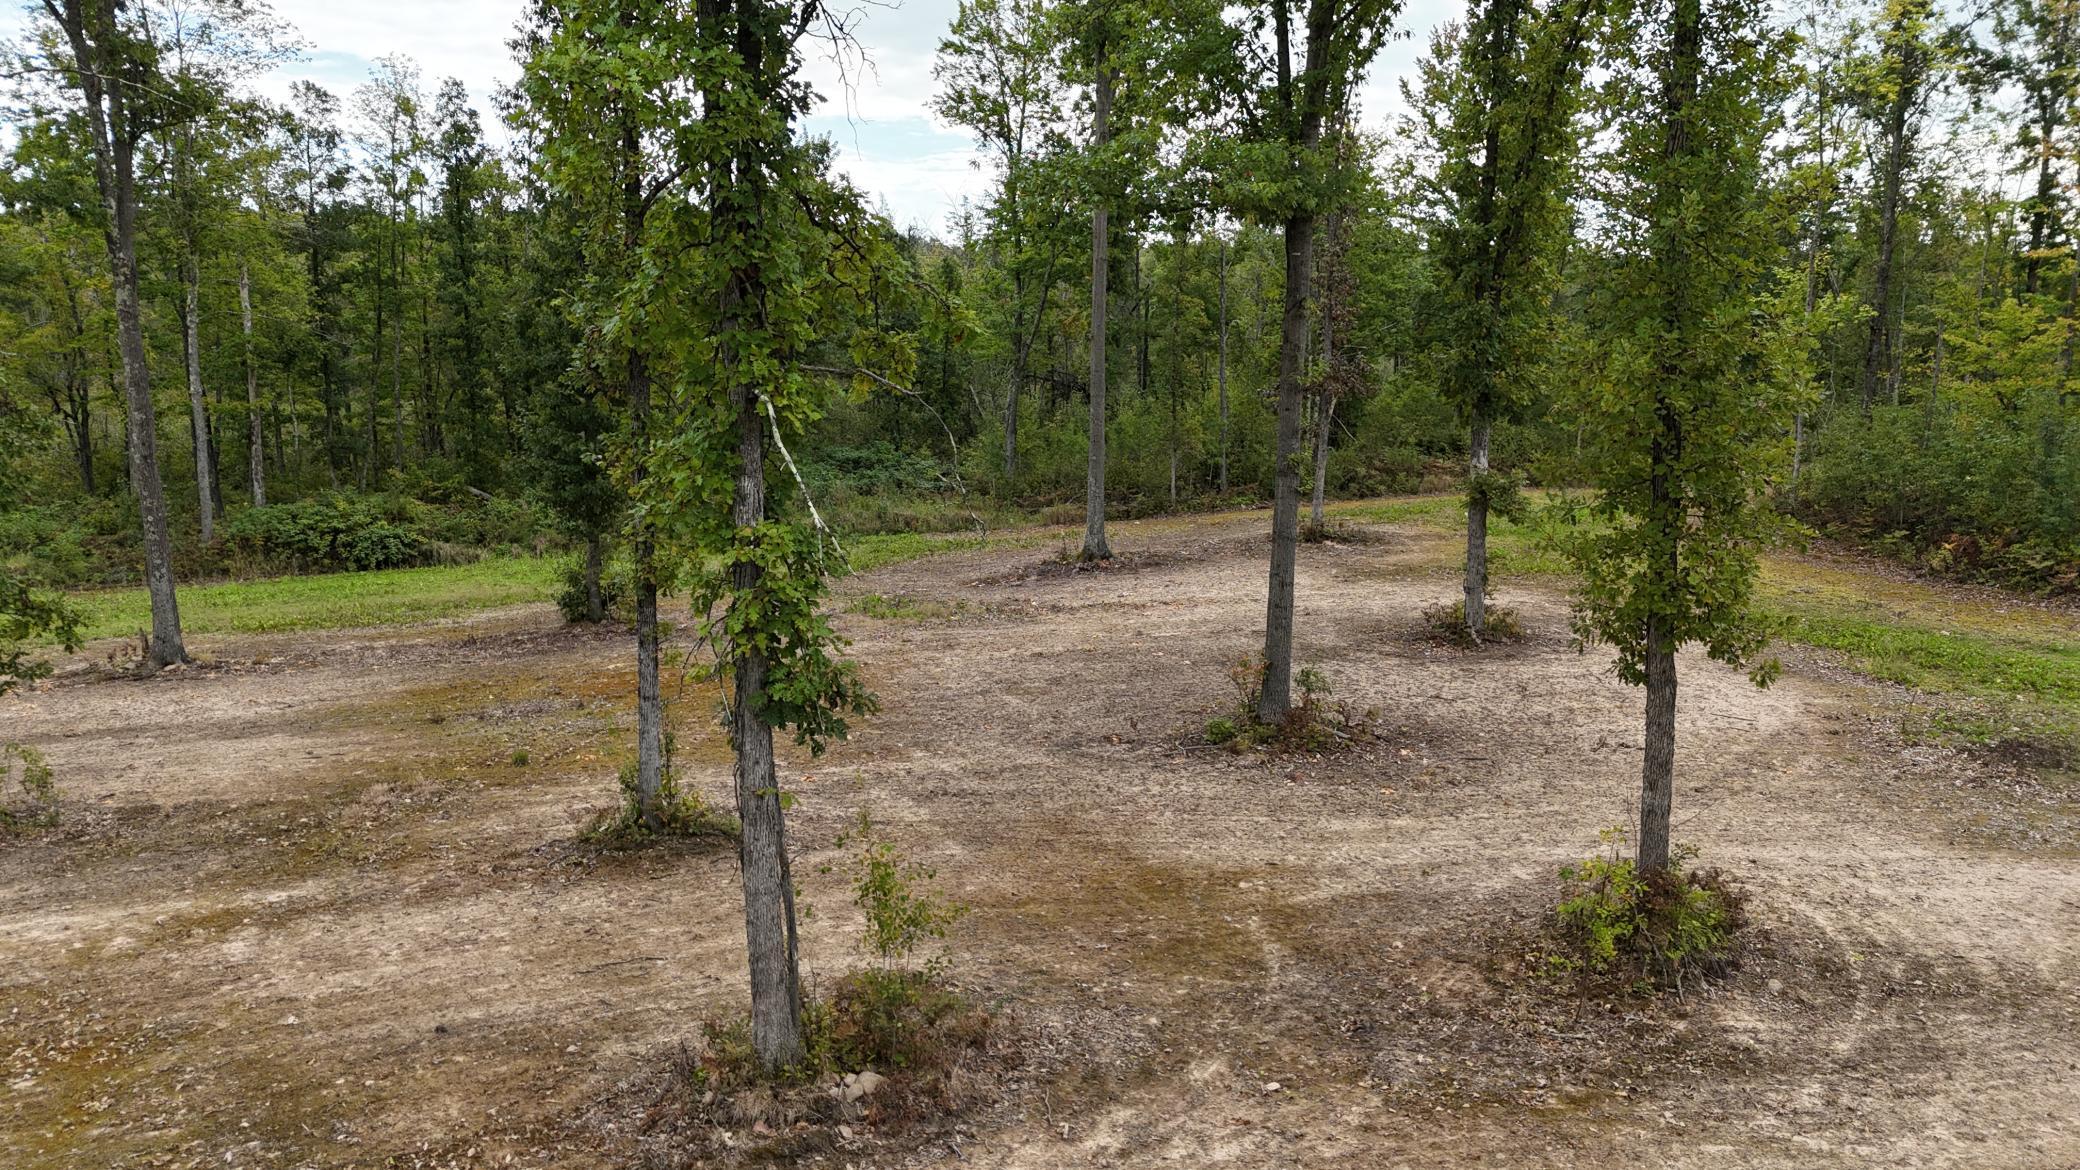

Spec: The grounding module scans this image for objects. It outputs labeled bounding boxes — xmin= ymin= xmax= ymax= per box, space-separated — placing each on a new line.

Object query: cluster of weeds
xmin=1 ymin=743 xmax=58 ymax=829
xmin=578 ymin=735 xmax=737 ymax=847
xmin=1423 ymin=598 xmax=1526 ymax=647
xmin=652 ymin=813 xmax=994 ymax=1152
xmin=1203 ymin=654 xmax=1377 ymax=752
xmin=1548 ymin=829 xmax=1747 ymax=993
xmin=1298 ymin=518 xmax=1370 ymax=544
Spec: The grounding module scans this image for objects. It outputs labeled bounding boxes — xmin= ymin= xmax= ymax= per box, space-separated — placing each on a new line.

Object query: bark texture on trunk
xmin=1859 ymin=5 xmax=1920 ymax=416
xmin=57 ymin=1 xmax=184 ymax=669
xmin=730 ymin=380 xmax=807 ymax=1071
xmin=1081 ymin=53 xmax=1114 ymax=562
xmin=1464 ymin=416 xmax=1491 ymax=637
xmin=621 ymin=110 xmax=665 ymax=830
xmin=1639 ymin=616 xmax=1677 ymax=872
xmin=242 ymin=260 xmax=265 ymax=507
xmin=1258 ymin=208 xmax=1314 ymax=724
xmin=183 ymin=252 xmax=216 ymax=542
xmin=1309 ymin=396 xmax=1333 ymax=526
xmin=1217 ymin=235 xmax=1230 ymax=497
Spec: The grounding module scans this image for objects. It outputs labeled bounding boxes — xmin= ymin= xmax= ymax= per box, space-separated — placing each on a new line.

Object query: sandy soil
xmin=4 ymin=510 xmax=2078 ymax=1170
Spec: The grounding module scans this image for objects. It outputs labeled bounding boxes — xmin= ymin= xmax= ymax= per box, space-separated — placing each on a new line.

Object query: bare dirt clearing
xmin=5 ymin=509 xmax=2078 ymax=1169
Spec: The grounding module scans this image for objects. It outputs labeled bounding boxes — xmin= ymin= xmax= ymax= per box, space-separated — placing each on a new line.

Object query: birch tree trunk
xmin=1310 ymin=395 xmax=1333 ymax=527
xmin=182 ymin=249 xmax=216 ymax=542
xmin=242 ymin=260 xmax=265 ymax=507
xmin=1464 ymin=416 xmax=1491 ymax=638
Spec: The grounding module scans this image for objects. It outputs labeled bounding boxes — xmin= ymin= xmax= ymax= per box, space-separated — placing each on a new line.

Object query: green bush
xmin=555 ymin=554 xmax=627 ymax=623
xmin=1555 ymin=834 xmax=1746 ymax=989
xmin=222 ymin=495 xmax=429 ymax=572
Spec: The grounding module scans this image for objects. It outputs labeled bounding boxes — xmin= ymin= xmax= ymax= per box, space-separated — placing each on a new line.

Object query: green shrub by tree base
xmin=578 ymin=758 xmax=736 ymax=848
xmin=1425 ymin=599 xmax=1525 ymax=647
xmin=1552 ymin=833 xmax=1747 ymax=992
xmin=1205 ymin=654 xmax=1377 ymax=752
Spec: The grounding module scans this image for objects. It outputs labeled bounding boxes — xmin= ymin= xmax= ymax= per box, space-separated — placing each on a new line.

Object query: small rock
xmin=1766 ymin=978 xmax=1784 ymax=994
xmin=843 ymin=1070 xmax=888 ymax=1102
xmin=1262 ymin=1081 xmax=1282 ymax=1094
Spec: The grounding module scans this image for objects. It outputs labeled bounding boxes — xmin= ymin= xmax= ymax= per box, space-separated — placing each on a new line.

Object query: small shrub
xmin=830 ymin=810 xmax=967 ymax=973
xmin=1554 ymin=829 xmax=1747 ymax=990
xmin=579 ymin=743 xmax=737 ymax=846
xmin=510 ymin=749 xmax=530 ymax=767
xmin=1298 ymin=518 xmax=1366 ymax=543
xmin=1424 ymin=598 xmax=1526 ymax=647
xmin=554 ymin=555 xmax=626 ymax=623
xmin=1208 ymin=655 xmax=1374 ymax=752
xmin=221 ymin=495 xmax=429 ymax=572
xmin=679 ymin=812 xmax=987 ymax=1137
xmin=1 ymin=743 xmax=58 ymax=828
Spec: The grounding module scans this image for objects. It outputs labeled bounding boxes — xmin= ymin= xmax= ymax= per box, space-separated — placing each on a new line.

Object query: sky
xmin=3 ymin=0 xmax=1463 ymax=238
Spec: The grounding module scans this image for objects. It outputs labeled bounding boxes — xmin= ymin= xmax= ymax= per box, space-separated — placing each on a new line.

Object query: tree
xmin=1413 ymin=0 xmax=1600 ymax=639
xmin=516 ymin=0 xmax=888 ymax=1072
xmin=1568 ymin=0 xmax=1808 ymax=871
xmin=34 ymin=0 xmax=186 ymax=669
xmin=1196 ymin=0 xmax=1403 ymax=721
xmin=935 ymin=0 xmax=1070 ymax=486
xmin=1854 ymin=0 xmax=1944 ymax=415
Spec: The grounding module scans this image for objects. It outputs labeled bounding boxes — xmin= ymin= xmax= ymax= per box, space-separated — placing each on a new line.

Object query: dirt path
xmin=4 ymin=512 xmax=2077 ymax=1169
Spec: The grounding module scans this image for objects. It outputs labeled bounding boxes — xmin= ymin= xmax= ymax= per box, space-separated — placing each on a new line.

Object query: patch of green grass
xmin=65 ymin=555 xmax=562 ymax=642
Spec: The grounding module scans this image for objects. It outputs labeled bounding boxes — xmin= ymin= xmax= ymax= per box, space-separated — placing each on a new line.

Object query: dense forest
xmin=5 ymin=0 xmax=2075 ymax=606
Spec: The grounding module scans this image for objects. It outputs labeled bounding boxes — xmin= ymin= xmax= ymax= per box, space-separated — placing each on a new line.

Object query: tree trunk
xmin=1257 ymin=208 xmax=1314 ymax=724
xmin=1464 ymin=416 xmax=1491 ymax=638
xmin=56 ymin=0 xmax=184 ymax=669
xmin=1635 ymin=0 xmax=1699 ymax=874
xmin=1081 ymin=51 xmax=1114 ymax=562
xmin=1859 ymin=8 xmax=1918 ymax=416
xmin=1004 ymin=272 xmax=1025 ymax=485
xmin=583 ymin=533 xmax=606 ymax=623
xmin=1217 ymin=234 xmax=1230 ymax=497
xmin=1639 ymin=615 xmax=1676 ymax=872
xmin=182 ymin=250 xmax=217 ymax=542
xmin=1309 ymin=395 xmax=1333 ymax=526
xmin=622 ymin=112 xmax=665 ymax=831
xmin=729 ymin=373 xmax=808 ymax=1072
xmin=241 ymin=260 xmax=265 ymax=507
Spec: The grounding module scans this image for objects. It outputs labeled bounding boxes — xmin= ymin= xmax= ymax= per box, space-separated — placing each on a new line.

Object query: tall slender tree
xmin=1197 ymin=0 xmax=1402 ymax=721
xmin=1414 ymin=0 xmax=1600 ymax=640
xmin=35 ymin=0 xmax=186 ymax=669
xmin=1570 ymin=0 xmax=1808 ymax=871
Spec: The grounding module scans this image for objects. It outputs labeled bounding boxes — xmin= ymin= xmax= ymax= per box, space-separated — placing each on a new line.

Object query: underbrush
xmin=1423 ymin=598 xmax=1526 ymax=646
xmin=1 ymin=743 xmax=59 ymax=829
xmin=3 ymin=486 xmax=553 ymax=588
xmin=1547 ymin=831 xmax=1747 ymax=993
xmin=636 ymin=812 xmax=999 ymax=1157
xmin=577 ymin=750 xmax=737 ymax=848
xmin=1203 ymin=654 xmax=1377 ymax=752
xmin=1298 ymin=517 xmax=1372 ymax=544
